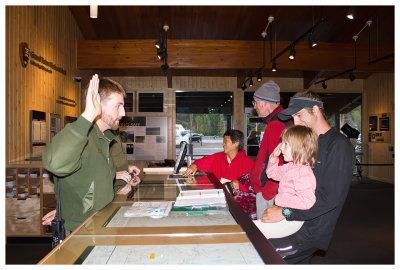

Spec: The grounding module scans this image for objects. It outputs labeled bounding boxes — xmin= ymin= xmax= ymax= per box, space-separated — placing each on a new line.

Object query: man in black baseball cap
xmin=278 ymin=97 xmax=324 ymax=121
xmin=260 ymin=90 xmax=355 ymax=264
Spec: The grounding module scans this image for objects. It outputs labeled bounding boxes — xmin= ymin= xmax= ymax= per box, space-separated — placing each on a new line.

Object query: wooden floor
xmin=5 ymin=178 xmax=395 ymax=265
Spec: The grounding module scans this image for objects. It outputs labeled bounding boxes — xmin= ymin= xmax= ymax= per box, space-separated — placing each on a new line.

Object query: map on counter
xmin=105 ymin=206 xmax=236 ymax=227
xmin=79 ymin=243 xmax=264 ymax=264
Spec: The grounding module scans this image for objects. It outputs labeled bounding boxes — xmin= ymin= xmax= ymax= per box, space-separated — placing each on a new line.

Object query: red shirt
xmin=249 ymin=106 xmax=288 ymax=200
xmin=193 ymin=150 xmax=255 ymax=192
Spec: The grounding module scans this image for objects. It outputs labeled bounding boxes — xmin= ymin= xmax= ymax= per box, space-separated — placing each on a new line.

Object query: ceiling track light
xmin=241 ymin=84 xmax=247 ymax=91
xmin=271 ymin=62 xmax=277 ymax=72
xmin=288 ymin=46 xmax=296 ymax=60
xmin=346 ymin=6 xmax=357 ymax=20
xmin=157 ymin=47 xmax=166 ymax=60
xmin=271 ymin=18 xmax=324 ymax=64
xmin=257 ymin=73 xmax=262 ymax=82
xmin=249 ymin=78 xmax=254 ymax=87
xmin=309 ymin=30 xmax=318 ymax=48
xmin=322 ymin=81 xmax=327 ymax=89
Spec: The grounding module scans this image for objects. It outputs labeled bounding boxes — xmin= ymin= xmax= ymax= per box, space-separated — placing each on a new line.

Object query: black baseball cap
xmin=278 ymin=97 xmax=324 ymax=120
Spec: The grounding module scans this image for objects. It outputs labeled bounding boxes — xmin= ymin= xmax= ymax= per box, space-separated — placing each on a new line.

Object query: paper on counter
xmin=123 ymin=201 xmax=173 ymax=218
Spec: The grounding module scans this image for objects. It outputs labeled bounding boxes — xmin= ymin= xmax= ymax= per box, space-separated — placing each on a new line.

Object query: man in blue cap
xmin=260 ymin=90 xmax=355 ymax=264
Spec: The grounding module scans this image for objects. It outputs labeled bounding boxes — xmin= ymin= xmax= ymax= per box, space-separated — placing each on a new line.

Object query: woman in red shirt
xmin=182 ymin=129 xmax=256 ymax=218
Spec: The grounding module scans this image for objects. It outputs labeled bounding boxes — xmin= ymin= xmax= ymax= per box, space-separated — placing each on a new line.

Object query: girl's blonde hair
xmin=281 ymin=125 xmax=318 ymax=167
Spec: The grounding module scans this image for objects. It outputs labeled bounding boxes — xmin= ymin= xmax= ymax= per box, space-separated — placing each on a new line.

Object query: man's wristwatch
xmin=282 ymin=208 xmax=292 ymax=219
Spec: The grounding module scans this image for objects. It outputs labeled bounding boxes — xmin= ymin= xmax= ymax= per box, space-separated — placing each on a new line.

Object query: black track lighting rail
xmin=368 ymin=53 xmax=394 ymax=65
xmin=270 ymin=18 xmax=325 ymax=63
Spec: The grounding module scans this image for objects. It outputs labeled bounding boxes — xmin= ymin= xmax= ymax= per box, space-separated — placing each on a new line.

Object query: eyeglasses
xmin=252 ymin=100 xmax=257 ymax=106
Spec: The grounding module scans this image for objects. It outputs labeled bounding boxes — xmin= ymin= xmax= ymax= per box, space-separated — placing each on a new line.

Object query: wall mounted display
xmin=119 ymin=116 xmax=167 ymax=160
xmin=368 ymin=115 xmax=378 ymax=131
xmin=379 ymin=116 xmax=390 ymax=131
xmin=30 ymin=110 xmax=46 ymax=159
xmin=368 ymin=113 xmax=391 ymax=143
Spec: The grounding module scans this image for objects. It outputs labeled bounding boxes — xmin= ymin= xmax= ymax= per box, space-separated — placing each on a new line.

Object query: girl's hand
xmin=82 ymin=74 xmax=101 ymax=122
xmin=269 ymin=143 xmax=282 ymax=163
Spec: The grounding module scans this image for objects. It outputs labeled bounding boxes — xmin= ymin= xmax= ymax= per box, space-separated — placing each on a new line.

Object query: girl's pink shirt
xmin=266 ymin=159 xmax=316 ymax=209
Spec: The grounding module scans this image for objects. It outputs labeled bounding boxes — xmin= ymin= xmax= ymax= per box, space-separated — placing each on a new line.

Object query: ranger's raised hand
xmin=81 ymin=74 xmax=101 ymax=122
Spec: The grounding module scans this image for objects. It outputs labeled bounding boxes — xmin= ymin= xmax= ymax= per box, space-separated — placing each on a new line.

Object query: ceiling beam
xmin=77 ymin=39 xmax=393 ymax=72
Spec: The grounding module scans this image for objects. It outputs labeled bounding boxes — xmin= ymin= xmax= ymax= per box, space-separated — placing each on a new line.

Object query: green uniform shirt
xmin=43 ymin=116 xmax=128 ymax=231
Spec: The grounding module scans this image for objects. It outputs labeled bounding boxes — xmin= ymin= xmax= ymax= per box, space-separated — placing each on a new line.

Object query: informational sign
xmin=119 ymin=116 xmax=167 ymax=160
xmin=368 ymin=113 xmax=391 ymax=143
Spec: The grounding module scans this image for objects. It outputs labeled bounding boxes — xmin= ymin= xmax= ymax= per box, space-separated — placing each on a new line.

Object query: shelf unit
xmin=6 ymin=163 xmax=55 ymax=237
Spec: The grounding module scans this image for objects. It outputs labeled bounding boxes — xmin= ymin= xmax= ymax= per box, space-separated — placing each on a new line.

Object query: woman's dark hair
xmin=223 ymin=129 xmax=244 ymax=151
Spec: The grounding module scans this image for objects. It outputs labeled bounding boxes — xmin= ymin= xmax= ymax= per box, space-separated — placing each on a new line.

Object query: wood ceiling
xmin=69 ymin=5 xmax=394 ymax=88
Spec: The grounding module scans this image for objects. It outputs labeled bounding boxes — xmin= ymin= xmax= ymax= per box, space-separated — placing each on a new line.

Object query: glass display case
xmin=38 ymin=172 xmax=284 ymax=265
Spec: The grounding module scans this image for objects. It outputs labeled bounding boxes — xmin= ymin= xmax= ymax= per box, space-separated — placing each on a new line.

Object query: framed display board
xmin=119 ymin=116 xmax=167 ymax=160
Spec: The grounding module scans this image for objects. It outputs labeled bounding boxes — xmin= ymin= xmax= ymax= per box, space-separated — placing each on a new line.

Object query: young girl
xmin=253 ymin=125 xmax=318 ymax=238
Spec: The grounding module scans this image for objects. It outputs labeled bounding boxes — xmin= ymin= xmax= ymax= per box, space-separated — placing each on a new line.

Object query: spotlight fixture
xmin=257 ymin=73 xmax=262 ymax=82
xmin=346 ymin=7 xmax=357 ymax=20
xmin=249 ymin=78 xmax=254 ymax=87
xmin=156 ymin=25 xmax=169 ymax=66
xmin=288 ymin=46 xmax=296 ymax=60
xmin=309 ymin=32 xmax=318 ymax=48
xmin=271 ymin=62 xmax=277 ymax=72
xmin=157 ymin=47 xmax=166 ymax=60
xmin=241 ymin=84 xmax=247 ymax=91
xmin=90 ymin=5 xmax=98 ymax=19
xmin=322 ymin=81 xmax=327 ymax=89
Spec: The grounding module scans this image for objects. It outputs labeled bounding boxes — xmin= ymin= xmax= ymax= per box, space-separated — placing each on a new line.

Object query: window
xmin=137 ymin=92 xmax=164 ymax=112
xmin=176 ymin=91 xmax=233 ymax=158
xmin=124 ymin=92 xmax=134 ymax=112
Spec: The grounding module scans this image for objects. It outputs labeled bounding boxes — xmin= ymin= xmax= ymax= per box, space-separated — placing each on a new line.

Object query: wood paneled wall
xmin=6 ymin=6 xmax=84 ymax=162
xmin=363 ymin=73 xmax=394 ymax=183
